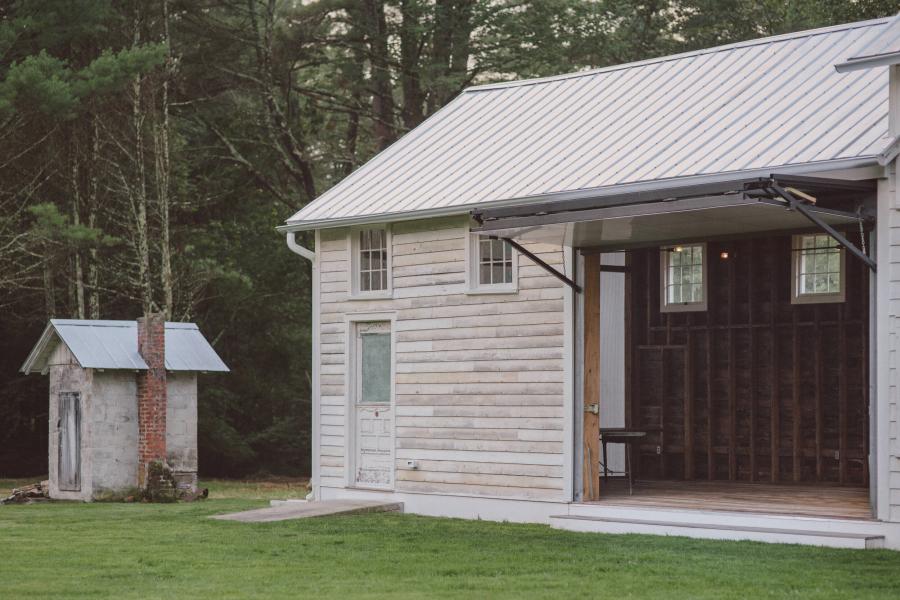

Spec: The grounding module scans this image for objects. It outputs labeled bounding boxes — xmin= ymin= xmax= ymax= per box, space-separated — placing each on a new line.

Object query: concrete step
xmin=212 ymin=500 xmax=403 ymax=523
xmin=549 ymin=514 xmax=885 ymax=549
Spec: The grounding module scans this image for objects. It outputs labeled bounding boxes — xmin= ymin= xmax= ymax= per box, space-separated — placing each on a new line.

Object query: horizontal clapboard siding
xmin=887 ymin=182 xmax=900 ymax=523
xmin=317 ymin=216 xmax=567 ymax=500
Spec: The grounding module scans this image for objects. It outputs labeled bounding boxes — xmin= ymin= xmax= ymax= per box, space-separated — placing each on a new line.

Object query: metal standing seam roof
xmin=283 ymin=17 xmax=894 ymax=232
xmin=836 ymin=12 xmax=900 ymax=72
xmin=20 ymin=320 xmax=230 ymax=374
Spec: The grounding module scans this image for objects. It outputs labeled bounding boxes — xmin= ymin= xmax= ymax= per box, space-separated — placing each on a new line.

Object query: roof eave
xmin=20 ymin=323 xmax=77 ymax=375
xmin=835 ymin=51 xmax=900 ymax=72
xmin=277 ymin=204 xmax=473 ymax=233
xmin=278 ymin=156 xmax=882 ymax=233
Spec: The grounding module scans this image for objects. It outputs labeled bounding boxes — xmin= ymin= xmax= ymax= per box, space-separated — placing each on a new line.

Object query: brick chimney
xmin=137 ymin=313 xmax=167 ymax=486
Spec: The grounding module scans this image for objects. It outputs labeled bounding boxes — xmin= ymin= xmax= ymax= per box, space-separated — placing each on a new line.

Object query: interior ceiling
xmin=483 ymin=196 xmax=862 ymax=250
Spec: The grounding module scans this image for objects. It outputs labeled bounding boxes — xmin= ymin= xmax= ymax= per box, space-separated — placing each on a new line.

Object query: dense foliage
xmin=0 ymin=0 xmax=895 ymax=477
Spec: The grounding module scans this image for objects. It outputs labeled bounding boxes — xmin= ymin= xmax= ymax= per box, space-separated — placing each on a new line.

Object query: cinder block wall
xmin=166 ymin=372 xmax=198 ymax=489
xmin=90 ymin=372 xmax=139 ymax=495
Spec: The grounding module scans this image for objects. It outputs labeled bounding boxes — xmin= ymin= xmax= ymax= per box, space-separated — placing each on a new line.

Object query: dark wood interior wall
xmin=627 ymin=234 xmax=869 ymax=486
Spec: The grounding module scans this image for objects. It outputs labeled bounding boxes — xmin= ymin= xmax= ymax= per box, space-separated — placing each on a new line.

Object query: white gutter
xmin=878 ymin=134 xmax=900 ymax=166
xmin=285 ymin=231 xmax=320 ymax=501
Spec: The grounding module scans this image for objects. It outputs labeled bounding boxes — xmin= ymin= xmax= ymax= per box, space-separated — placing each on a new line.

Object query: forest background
xmin=0 ymin=0 xmax=893 ymax=476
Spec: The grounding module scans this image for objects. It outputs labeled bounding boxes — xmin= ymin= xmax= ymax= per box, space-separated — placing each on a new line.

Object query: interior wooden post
xmin=582 ymin=254 xmax=601 ymax=501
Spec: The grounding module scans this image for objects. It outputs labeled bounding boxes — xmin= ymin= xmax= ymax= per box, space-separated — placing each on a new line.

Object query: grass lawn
xmin=2 ymin=478 xmax=900 ymax=599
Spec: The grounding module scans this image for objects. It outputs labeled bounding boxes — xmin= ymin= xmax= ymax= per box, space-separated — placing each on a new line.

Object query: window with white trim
xmin=467 ymin=234 xmax=517 ymax=293
xmin=791 ymin=234 xmax=845 ymax=304
xmin=660 ymin=243 xmax=707 ymax=312
xmin=350 ymin=228 xmax=391 ymax=297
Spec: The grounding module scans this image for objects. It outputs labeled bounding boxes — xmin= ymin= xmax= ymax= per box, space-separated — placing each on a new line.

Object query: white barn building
xmin=280 ymin=16 xmax=900 ymax=549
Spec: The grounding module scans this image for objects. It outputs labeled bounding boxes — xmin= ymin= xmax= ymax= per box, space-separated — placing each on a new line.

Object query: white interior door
xmin=600 ymin=253 xmax=626 ymax=474
xmin=58 ymin=392 xmax=81 ymax=491
xmin=353 ymin=321 xmax=394 ymax=489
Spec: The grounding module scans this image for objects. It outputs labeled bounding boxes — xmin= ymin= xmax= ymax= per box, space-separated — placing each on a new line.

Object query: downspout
xmin=287 ymin=231 xmax=316 ymax=262
xmin=286 ymin=231 xmax=319 ymax=501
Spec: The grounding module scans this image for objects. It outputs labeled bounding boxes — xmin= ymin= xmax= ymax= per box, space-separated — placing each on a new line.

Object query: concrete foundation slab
xmin=211 ymin=500 xmax=403 ymax=523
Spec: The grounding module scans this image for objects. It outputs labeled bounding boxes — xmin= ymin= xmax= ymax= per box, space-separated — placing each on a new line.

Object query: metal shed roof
xmin=836 ymin=12 xmax=900 ymax=72
xmin=20 ymin=320 xmax=230 ymax=374
xmin=283 ymin=17 xmax=893 ymax=232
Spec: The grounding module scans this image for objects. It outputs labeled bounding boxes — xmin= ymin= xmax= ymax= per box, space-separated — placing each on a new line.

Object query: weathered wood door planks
xmin=58 ymin=392 xmax=81 ymax=491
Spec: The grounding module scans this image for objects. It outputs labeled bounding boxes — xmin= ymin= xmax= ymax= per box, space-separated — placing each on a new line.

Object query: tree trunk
xmin=362 ymin=0 xmax=396 ymax=149
xmin=87 ymin=114 xmax=100 ymax=319
xmin=428 ymin=0 xmax=474 ymax=112
xmin=399 ymin=0 xmax=425 ymax=130
xmin=249 ymin=0 xmax=317 ymax=203
xmin=70 ymin=148 xmax=85 ymax=319
xmin=133 ymin=13 xmax=152 ymax=315
xmin=43 ymin=259 xmax=56 ymax=320
xmin=428 ymin=0 xmax=452 ymax=114
xmin=156 ymin=0 xmax=174 ymax=319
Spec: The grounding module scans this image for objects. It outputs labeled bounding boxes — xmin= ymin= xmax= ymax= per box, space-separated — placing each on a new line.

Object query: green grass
xmin=2 ymin=479 xmax=899 ymax=599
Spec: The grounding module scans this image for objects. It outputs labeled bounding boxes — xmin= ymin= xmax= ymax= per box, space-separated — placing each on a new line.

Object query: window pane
xmin=476 ymin=235 xmax=513 ymax=287
xmin=801 ymin=274 xmax=813 ymax=294
xmin=358 ymin=229 xmax=389 ymax=293
xmin=691 ymin=264 xmax=702 ymax=283
xmin=491 ymin=239 xmax=503 ymax=259
xmin=480 ymin=239 xmax=491 ymax=263
xmin=492 ymin=265 xmax=503 ymax=284
xmin=797 ymin=235 xmax=840 ymax=297
xmin=360 ymin=333 xmax=390 ymax=403
xmin=665 ymin=245 xmax=703 ymax=306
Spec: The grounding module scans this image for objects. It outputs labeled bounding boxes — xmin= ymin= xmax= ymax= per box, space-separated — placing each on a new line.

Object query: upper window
xmin=660 ymin=243 xmax=707 ymax=312
xmin=350 ymin=228 xmax=391 ymax=297
xmin=468 ymin=234 xmax=517 ymax=293
xmin=792 ymin=234 xmax=845 ymax=304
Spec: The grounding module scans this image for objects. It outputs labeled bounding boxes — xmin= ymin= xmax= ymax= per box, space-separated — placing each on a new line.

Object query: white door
xmin=353 ymin=322 xmax=394 ymax=489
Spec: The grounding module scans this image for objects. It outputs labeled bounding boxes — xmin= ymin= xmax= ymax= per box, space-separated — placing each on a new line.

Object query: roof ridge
xmin=466 ymin=16 xmax=891 ymax=92
xmin=49 ymin=319 xmax=199 ymax=329
xmin=50 ymin=319 xmax=134 ymax=327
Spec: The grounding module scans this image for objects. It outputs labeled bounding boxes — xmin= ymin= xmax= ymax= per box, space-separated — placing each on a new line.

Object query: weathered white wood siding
xmin=317 ymin=216 xmax=568 ymax=500
xmin=882 ymin=166 xmax=900 ymax=522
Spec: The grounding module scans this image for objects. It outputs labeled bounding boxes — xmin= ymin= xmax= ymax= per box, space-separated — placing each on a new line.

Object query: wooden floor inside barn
xmin=591 ymin=480 xmax=872 ymax=520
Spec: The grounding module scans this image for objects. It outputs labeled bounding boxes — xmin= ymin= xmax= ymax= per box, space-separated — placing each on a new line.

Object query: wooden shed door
xmin=353 ymin=322 xmax=394 ymax=489
xmin=58 ymin=392 xmax=81 ymax=491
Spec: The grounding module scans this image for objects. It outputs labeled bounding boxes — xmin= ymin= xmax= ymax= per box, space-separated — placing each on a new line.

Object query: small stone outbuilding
xmin=20 ymin=316 xmax=229 ymax=501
